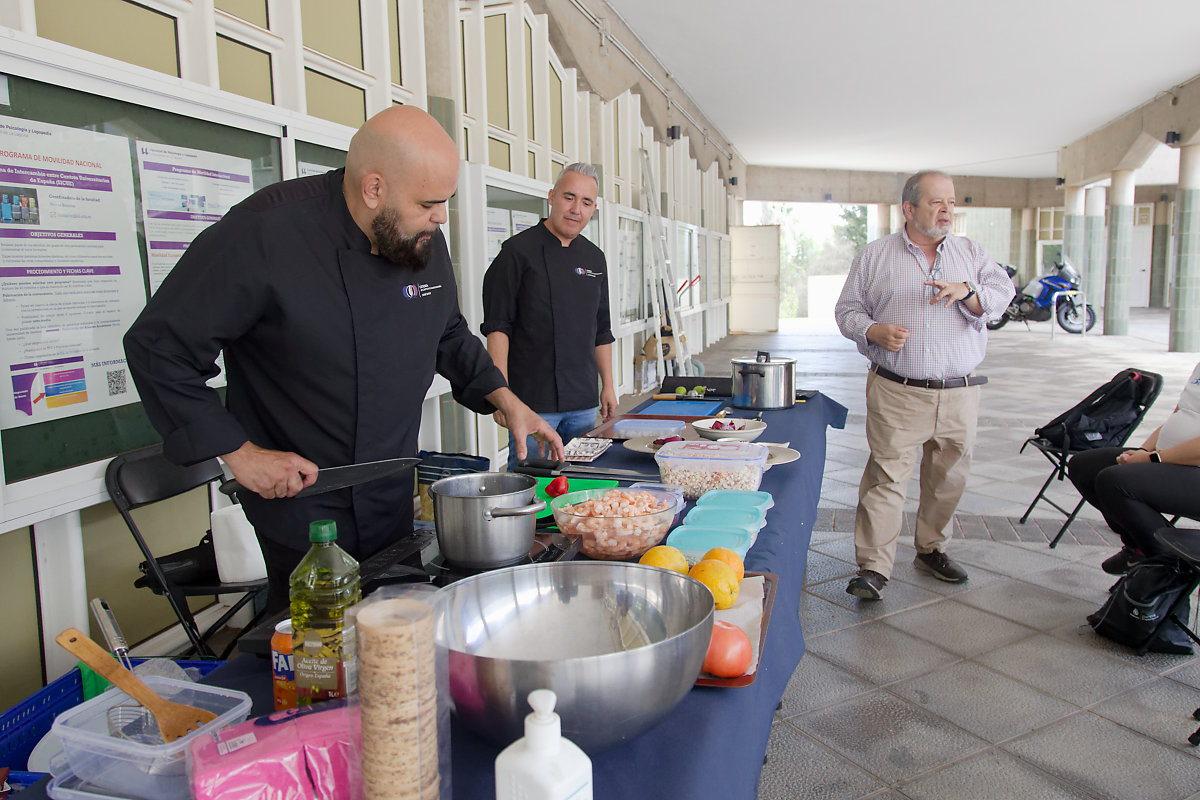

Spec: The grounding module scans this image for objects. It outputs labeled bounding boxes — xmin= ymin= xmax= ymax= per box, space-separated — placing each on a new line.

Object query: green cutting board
xmin=534 ymin=476 xmax=619 ymax=518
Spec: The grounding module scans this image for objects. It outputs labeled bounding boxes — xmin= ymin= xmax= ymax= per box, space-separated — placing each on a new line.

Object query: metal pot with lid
xmin=731 ymin=351 xmax=796 ymax=410
xmin=429 ymin=472 xmax=546 ymax=569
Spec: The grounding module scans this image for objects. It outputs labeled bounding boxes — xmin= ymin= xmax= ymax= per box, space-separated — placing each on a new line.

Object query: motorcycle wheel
xmin=986 ymin=316 xmax=1009 ymax=331
xmin=1056 ymin=301 xmax=1097 ymax=334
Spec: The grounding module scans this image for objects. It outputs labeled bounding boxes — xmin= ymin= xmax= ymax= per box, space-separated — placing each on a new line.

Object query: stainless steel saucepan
xmin=429 ymin=472 xmax=545 ymax=569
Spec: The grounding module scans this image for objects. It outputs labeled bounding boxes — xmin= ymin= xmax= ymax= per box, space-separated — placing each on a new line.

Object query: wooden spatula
xmin=55 ymin=627 xmax=218 ymax=743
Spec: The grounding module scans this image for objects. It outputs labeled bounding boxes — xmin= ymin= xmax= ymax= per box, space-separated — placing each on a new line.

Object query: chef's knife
xmin=515 ymin=457 xmax=658 ymax=480
xmin=218 ymin=456 xmax=420 ymax=498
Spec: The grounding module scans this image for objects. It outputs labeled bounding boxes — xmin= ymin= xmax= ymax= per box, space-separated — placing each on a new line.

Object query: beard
xmin=912 ymin=218 xmax=950 ymax=240
xmin=371 ymin=205 xmax=435 ymax=270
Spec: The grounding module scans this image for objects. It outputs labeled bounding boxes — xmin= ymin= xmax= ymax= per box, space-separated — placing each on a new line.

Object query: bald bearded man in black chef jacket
xmin=481 ymin=163 xmax=618 ymax=469
xmin=124 ymin=106 xmax=563 ymax=611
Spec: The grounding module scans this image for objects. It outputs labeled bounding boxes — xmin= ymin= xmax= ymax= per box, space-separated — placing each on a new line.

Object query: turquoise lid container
xmin=695 ymin=489 xmax=774 ymax=512
xmin=665 ymin=524 xmax=752 ymax=565
xmin=684 ymin=506 xmax=765 ymax=532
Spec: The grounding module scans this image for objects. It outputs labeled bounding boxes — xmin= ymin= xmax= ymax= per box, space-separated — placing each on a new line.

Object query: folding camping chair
xmin=1149 ymin=528 xmax=1200 ymax=745
xmin=1018 ymin=367 xmax=1163 ymax=548
xmin=105 ymin=444 xmax=268 ymax=658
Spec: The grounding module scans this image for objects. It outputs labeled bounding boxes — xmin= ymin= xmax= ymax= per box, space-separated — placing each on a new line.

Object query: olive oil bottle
xmin=290 ymin=519 xmax=361 ymax=705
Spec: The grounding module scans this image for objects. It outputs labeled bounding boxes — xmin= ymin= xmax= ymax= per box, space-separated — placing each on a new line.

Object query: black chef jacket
xmin=480 ymin=221 xmax=614 ymax=414
xmin=124 ymin=169 xmax=505 ymax=558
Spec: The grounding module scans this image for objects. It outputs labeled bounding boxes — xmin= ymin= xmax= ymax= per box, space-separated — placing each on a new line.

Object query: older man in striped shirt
xmin=834 ymin=170 xmax=1015 ymax=600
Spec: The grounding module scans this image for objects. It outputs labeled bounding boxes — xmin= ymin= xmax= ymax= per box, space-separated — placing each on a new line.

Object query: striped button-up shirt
xmin=834 ymin=227 xmax=1014 ymax=380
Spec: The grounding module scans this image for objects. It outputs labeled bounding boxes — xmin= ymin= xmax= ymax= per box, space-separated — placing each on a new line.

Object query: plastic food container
xmin=629 ymin=482 xmax=686 ymax=523
xmin=695 ymin=489 xmax=775 ymax=514
xmin=653 ymin=441 xmax=769 ymax=500
xmin=683 ymin=506 xmax=765 ymax=545
xmin=665 ymin=525 xmax=753 ymax=565
xmin=51 ymin=677 xmax=252 ymax=800
xmin=550 ymin=487 xmax=679 ymax=560
xmin=612 ymin=418 xmax=685 ymax=440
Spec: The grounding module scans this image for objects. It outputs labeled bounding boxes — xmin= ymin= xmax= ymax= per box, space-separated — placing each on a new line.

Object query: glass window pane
xmin=388 ymin=0 xmax=402 ymax=85
xmin=488 ymin=137 xmax=511 ymax=171
xmin=549 ymin=66 xmax=564 ymax=153
xmin=216 ymin=0 xmax=267 ymax=28
xmin=35 ymin=0 xmax=179 ymax=78
xmin=485 ymin=14 xmax=510 ymax=130
xmin=527 ymin=151 xmax=536 ymax=179
xmin=300 ymin=0 xmax=363 ymax=70
xmin=216 ymin=35 xmax=273 ymax=105
xmin=304 ymin=68 xmax=366 ymax=128
xmin=525 ymin=21 xmax=534 ymax=139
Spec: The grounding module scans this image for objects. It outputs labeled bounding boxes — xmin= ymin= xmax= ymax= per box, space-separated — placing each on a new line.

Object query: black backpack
xmin=1087 ymin=556 xmax=1196 ymax=655
xmin=1035 ymin=369 xmax=1153 ymax=452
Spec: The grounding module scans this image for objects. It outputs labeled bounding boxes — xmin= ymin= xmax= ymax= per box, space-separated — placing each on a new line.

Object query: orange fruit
xmin=701 ymin=547 xmax=745 ymax=582
xmin=689 ymin=558 xmax=740 ymax=610
xmin=639 ymin=545 xmax=689 ymax=574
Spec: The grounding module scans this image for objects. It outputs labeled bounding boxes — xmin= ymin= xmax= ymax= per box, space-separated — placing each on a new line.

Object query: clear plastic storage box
xmin=612 ymin=418 xmax=685 ymax=440
xmin=695 ymin=489 xmax=775 ymax=514
xmin=683 ymin=506 xmax=766 ymax=545
xmin=653 ymin=441 xmax=769 ymax=500
xmin=50 ymin=676 xmax=251 ymax=800
xmin=665 ymin=524 xmax=753 ymax=565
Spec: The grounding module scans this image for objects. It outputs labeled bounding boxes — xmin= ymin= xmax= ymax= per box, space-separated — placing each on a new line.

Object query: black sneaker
xmin=914 ymin=551 xmax=968 ymax=583
xmin=846 ymin=569 xmax=888 ymax=600
xmin=1101 ymin=547 xmax=1141 ymax=575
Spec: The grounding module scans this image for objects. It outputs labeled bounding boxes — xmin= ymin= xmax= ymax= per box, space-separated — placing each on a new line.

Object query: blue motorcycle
xmin=986 ymin=257 xmax=1097 ymax=334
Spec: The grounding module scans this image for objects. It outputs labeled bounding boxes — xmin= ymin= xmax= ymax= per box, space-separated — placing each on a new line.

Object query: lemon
xmin=702 ymin=547 xmax=745 ymax=582
xmin=639 ymin=545 xmax=689 ymax=574
xmin=689 ymin=558 xmax=740 ymax=609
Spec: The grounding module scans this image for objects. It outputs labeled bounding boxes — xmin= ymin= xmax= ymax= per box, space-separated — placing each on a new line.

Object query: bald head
xmin=345 ymin=105 xmax=458 ymax=186
xmin=342 ymin=106 xmax=460 ymax=264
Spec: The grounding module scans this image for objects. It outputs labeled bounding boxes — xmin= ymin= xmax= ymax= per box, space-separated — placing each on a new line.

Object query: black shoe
xmin=846 ymin=569 xmax=888 ymax=600
xmin=1101 ymin=547 xmax=1141 ymax=575
xmin=914 ymin=551 xmax=968 ymax=583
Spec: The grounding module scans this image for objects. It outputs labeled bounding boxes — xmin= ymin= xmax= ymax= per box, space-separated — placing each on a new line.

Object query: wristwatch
xmin=1149 ymin=450 xmax=1162 ymax=463
xmin=962 ymin=280 xmax=979 ymax=302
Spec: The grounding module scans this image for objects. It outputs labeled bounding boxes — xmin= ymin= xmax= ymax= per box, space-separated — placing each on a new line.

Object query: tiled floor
xmin=689 ymin=309 xmax=1200 ymax=799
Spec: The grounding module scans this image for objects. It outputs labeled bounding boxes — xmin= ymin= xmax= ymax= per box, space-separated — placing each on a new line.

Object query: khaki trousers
xmin=854 ymin=370 xmax=981 ymax=578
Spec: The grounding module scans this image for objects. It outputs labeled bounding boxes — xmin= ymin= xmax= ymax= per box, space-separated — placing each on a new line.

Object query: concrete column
xmin=1104 ymin=170 xmax=1136 ymax=335
xmin=1150 ymin=198 xmax=1171 ymax=308
xmin=890 ymin=205 xmax=905 ymax=234
xmin=1021 ymin=208 xmax=1036 ymax=280
xmin=1084 ymin=186 xmax=1107 ymax=308
xmin=1172 ymin=145 xmax=1200 ymax=352
xmin=1062 ymin=186 xmax=1086 ymax=282
xmin=874 ymin=204 xmax=891 ymax=240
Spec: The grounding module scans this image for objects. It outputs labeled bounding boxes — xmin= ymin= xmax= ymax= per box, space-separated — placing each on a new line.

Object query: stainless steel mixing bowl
xmin=434 ymin=561 xmax=714 ymax=753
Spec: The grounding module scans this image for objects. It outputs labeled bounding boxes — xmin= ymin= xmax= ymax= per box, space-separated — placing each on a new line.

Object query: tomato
xmin=546 ymin=476 xmax=570 ymax=497
xmin=702 ymin=621 xmax=753 ymax=678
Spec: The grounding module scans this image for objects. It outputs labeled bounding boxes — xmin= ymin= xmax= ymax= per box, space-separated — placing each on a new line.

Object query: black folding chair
xmin=1018 ymin=368 xmax=1163 ymax=548
xmin=1151 ymin=528 xmax=1200 ymax=745
xmin=105 ymin=444 xmax=268 ymax=658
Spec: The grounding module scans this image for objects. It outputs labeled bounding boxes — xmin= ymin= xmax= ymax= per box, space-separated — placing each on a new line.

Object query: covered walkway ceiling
xmin=604 ymin=0 xmax=1200 ymax=179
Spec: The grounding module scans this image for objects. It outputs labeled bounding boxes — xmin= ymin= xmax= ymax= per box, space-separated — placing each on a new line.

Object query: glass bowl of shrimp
xmin=550 ymin=487 xmax=680 ymax=560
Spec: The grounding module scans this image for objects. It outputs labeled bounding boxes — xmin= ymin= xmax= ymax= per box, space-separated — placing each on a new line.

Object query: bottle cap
xmin=524 ymin=689 xmax=561 ymax=752
xmin=309 ymin=519 xmax=337 ymax=543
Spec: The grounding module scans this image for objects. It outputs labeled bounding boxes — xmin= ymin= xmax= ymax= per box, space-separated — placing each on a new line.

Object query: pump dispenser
xmin=495 ymin=690 xmax=592 ymax=800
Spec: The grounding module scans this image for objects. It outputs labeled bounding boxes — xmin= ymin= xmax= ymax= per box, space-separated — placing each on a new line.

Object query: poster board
xmin=0 ymin=74 xmax=282 ymax=487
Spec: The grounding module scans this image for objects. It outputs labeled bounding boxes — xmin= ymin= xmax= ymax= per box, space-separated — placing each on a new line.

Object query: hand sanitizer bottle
xmin=495 ymin=690 xmax=592 ymax=800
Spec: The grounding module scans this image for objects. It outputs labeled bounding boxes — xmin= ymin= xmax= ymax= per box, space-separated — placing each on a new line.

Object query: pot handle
xmin=756 ymin=350 xmax=771 ymax=363
xmin=739 ymin=367 xmax=766 ymax=377
xmin=485 ymin=499 xmax=547 ymax=520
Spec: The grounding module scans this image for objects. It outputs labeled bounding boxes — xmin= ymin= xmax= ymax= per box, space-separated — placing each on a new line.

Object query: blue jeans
xmin=507 ymin=406 xmax=599 ymax=470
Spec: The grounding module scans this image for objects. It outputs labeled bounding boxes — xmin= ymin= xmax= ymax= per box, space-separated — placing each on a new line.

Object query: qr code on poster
xmin=106 ymin=369 xmax=128 ymax=396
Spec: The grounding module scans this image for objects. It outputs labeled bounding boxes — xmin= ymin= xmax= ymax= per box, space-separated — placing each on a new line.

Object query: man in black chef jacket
xmin=481 ymin=163 xmax=617 ymax=469
xmin=124 ymin=106 xmax=563 ymax=611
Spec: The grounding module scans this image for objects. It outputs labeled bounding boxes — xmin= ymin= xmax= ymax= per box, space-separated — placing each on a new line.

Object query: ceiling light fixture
xmin=1166 ymin=131 xmax=1181 ymax=145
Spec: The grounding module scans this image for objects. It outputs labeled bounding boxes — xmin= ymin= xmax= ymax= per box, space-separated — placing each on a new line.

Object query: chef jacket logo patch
xmin=402 ymin=283 xmax=442 ymax=299
xmin=574 ymin=268 xmax=601 ymax=278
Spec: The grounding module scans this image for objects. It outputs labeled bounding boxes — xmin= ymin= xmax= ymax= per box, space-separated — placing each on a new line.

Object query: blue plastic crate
xmin=0 ymin=659 xmax=221 ymax=779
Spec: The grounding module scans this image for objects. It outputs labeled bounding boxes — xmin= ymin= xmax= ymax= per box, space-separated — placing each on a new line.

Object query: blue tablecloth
xmin=18 ymin=394 xmax=846 ymax=799
xmin=451 ymin=393 xmax=846 ymax=799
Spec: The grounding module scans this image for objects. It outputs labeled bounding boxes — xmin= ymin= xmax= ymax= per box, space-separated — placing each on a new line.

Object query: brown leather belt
xmin=872 ymin=363 xmax=988 ymax=389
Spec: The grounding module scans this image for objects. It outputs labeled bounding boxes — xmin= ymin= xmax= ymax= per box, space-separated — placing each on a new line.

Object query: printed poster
xmin=136 ymin=141 xmax=254 ymax=295
xmin=297 ymin=160 xmax=333 ymax=178
xmin=0 ymin=116 xmax=145 ymax=430
xmin=510 ymin=210 xmax=540 ymax=235
xmin=485 ymin=206 xmax=511 ymax=264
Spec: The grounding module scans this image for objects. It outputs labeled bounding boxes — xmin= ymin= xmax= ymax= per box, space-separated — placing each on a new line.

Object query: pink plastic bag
xmin=190 ymin=701 xmax=360 ymax=800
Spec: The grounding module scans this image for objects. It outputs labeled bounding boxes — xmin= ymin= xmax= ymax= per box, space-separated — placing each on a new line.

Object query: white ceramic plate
xmin=764 ymin=445 xmax=800 ymax=469
xmin=622 ymin=435 xmax=670 ymax=455
xmin=692 ymin=417 xmax=767 ymax=442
